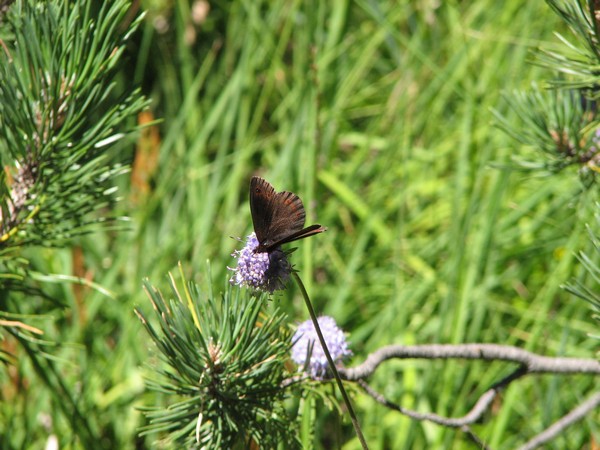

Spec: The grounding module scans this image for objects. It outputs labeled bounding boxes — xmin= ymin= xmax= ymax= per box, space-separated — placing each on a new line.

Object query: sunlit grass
xmin=7 ymin=0 xmax=600 ymax=448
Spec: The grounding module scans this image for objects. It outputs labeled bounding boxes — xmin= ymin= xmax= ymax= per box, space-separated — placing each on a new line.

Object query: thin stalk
xmin=292 ymin=271 xmax=369 ymax=450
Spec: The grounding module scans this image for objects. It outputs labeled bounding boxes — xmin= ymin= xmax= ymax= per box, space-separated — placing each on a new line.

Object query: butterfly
xmin=249 ymin=176 xmax=326 ymax=253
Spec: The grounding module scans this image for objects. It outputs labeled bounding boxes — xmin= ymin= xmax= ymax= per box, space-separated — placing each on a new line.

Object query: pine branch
xmin=0 ymin=0 xmax=149 ymax=264
xmin=536 ymin=0 xmax=600 ymax=86
xmin=494 ymin=1 xmax=600 ymax=185
xmin=493 ymin=85 xmax=600 ymax=180
xmin=564 ymin=218 xmax=600 ymax=311
xmin=137 ymin=270 xmax=299 ymax=449
xmin=0 ymin=0 xmax=149 ymax=444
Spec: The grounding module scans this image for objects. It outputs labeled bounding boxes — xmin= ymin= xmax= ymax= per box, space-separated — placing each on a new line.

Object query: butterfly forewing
xmin=249 ymin=177 xmax=276 ymax=244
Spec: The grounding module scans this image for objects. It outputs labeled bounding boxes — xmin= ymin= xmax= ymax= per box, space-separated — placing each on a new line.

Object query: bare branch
xmin=461 ymin=425 xmax=492 ymax=450
xmin=356 ymin=366 xmax=527 ymax=428
xmin=333 ymin=343 xmax=600 ymax=449
xmin=358 ymin=380 xmax=493 ymax=449
xmin=338 ymin=344 xmax=600 ymax=380
xmin=517 ymin=391 xmax=600 ymax=450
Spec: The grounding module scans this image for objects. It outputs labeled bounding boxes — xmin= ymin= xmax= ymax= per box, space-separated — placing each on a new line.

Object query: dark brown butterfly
xmin=250 ymin=176 xmax=326 ymax=253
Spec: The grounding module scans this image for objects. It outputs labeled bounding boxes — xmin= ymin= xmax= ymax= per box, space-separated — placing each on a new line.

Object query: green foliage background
xmin=1 ymin=0 xmax=599 ymax=449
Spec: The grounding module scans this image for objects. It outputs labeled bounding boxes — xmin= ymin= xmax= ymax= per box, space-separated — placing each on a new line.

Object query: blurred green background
xmin=3 ymin=0 xmax=599 ymax=448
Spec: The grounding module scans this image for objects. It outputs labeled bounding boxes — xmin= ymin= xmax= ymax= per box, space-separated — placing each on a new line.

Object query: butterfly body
xmin=250 ymin=177 xmax=326 ymax=253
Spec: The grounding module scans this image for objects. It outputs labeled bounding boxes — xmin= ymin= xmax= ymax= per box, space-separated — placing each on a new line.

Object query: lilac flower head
xmin=229 ymin=233 xmax=291 ymax=293
xmin=291 ymin=316 xmax=351 ymax=379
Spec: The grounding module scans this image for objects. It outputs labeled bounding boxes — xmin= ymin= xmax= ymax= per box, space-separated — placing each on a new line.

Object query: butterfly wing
xmin=269 ymin=223 xmax=327 ymax=249
xmin=249 ymin=176 xmax=276 ymax=244
xmin=268 ymin=189 xmax=306 ymax=239
xmin=250 ymin=176 xmax=326 ymax=252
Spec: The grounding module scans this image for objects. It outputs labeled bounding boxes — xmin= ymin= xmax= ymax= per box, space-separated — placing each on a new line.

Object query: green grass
xmin=4 ymin=0 xmax=600 ymax=448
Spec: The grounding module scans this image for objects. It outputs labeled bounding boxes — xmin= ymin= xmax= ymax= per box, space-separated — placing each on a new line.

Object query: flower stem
xmin=292 ymin=271 xmax=369 ymax=450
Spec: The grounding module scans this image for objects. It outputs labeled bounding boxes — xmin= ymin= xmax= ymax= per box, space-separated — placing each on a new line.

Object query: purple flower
xmin=291 ymin=316 xmax=351 ymax=379
xmin=229 ymin=233 xmax=291 ymax=293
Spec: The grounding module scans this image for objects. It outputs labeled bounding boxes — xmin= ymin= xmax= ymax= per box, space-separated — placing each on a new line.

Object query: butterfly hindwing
xmin=268 ymin=190 xmax=306 ymax=242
